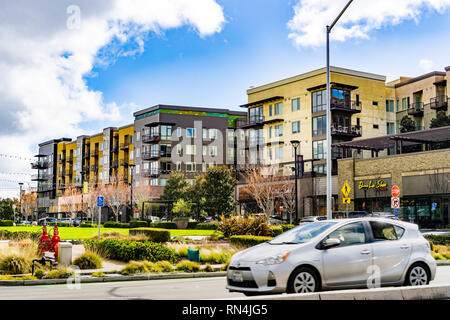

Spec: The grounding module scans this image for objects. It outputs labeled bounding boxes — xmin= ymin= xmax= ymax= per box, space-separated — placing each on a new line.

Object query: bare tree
xmin=59 ymin=183 xmax=81 ymax=219
xmin=21 ymin=188 xmax=37 ymax=221
xmin=278 ymin=179 xmax=296 ymax=224
xmin=104 ymin=175 xmax=129 ymax=222
xmin=132 ymin=179 xmax=162 ymax=220
xmin=85 ymin=179 xmax=101 ymax=223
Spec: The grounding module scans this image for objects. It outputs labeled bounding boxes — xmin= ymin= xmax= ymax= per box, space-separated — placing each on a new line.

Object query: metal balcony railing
xmin=331 ymin=124 xmax=362 ymax=137
xmin=142 ymin=151 xmax=161 ymax=161
xmin=429 ymin=96 xmax=448 ymax=110
xmin=407 ymin=102 xmax=424 ymax=116
xmin=120 ymin=141 xmax=130 ymax=150
xmin=142 ymin=134 xmax=161 ymax=144
xmin=120 ymin=159 xmax=129 ymax=167
xmin=31 ymin=161 xmax=49 ymax=170
xmin=330 ymin=98 xmax=362 ymax=113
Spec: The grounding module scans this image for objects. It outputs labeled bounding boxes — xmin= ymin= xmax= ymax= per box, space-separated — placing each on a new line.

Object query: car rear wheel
xmin=287 ymin=267 xmax=320 ymax=294
xmin=405 ymin=263 xmax=430 ymax=286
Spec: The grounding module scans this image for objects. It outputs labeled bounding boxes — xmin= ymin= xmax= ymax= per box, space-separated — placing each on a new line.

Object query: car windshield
xmin=269 ymin=222 xmax=337 ymax=245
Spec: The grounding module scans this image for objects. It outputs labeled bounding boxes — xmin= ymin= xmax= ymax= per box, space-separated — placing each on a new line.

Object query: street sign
xmin=391 ymin=197 xmax=400 ymax=209
xmin=342 ymin=197 xmax=351 ymax=204
xmin=394 ymin=208 xmax=399 ymax=217
xmin=97 ymin=196 xmax=104 ymax=208
xmin=341 ymin=181 xmax=351 ymax=198
xmin=391 ymin=185 xmax=400 ymax=197
xmin=279 ymin=206 xmax=284 ymax=212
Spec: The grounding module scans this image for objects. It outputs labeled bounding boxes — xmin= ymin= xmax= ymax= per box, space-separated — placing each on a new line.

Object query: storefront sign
xmin=358 ymin=180 xmax=388 ymax=191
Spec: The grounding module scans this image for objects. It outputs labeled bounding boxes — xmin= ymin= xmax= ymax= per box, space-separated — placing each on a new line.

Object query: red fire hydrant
xmin=50 ymin=226 xmax=61 ymax=259
xmin=38 ymin=226 xmax=51 ymax=256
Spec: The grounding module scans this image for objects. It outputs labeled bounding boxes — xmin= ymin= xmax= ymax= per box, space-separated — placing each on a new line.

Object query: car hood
xmin=232 ymin=242 xmax=306 ymax=263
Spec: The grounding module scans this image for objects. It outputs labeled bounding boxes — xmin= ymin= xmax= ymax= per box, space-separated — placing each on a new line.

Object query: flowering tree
xmin=21 ymin=188 xmax=37 ymax=221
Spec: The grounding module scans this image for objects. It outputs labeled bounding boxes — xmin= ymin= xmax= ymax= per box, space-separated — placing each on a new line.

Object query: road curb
xmin=0 ymin=272 xmax=227 ymax=287
xmin=229 ymin=284 xmax=450 ymax=301
xmin=436 ymin=260 xmax=450 ymax=266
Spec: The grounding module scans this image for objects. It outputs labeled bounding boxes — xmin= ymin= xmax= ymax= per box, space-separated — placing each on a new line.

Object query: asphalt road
xmin=0 ymin=266 xmax=449 ymax=300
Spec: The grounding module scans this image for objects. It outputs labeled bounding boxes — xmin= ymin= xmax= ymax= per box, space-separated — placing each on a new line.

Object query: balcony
xmin=120 ymin=159 xmax=129 ymax=167
xmin=330 ymin=99 xmax=362 ymax=114
xmin=31 ymin=161 xmax=49 ymax=170
xmin=82 ymin=165 xmax=90 ymax=173
xmin=57 ymin=156 xmax=66 ymax=164
xmin=331 ymin=124 xmax=362 ymax=138
xmin=83 ymin=151 xmax=91 ymax=159
xmin=65 ymin=170 xmax=73 ymax=177
xmin=237 ymin=115 xmax=265 ymax=128
xmin=112 ymin=144 xmax=119 ymax=153
xmin=141 ymin=169 xmax=160 ymax=178
xmin=429 ymin=96 xmax=448 ymax=111
xmin=32 ymin=173 xmax=50 ymax=181
xmin=67 ymin=156 xmax=74 ymax=163
xmin=37 ymin=183 xmax=53 ymax=193
xmin=142 ymin=134 xmax=161 ymax=144
xmin=90 ymin=150 xmax=99 ymax=157
xmin=142 ymin=151 xmax=160 ymax=161
xmin=407 ymin=102 xmax=424 ymax=116
xmin=91 ymin=165 xmax=99 ymax=172
xmin=111 ymin=160 xmax=119 ymax=169
xmin=120 ymin=141 xmax=130 ymax=150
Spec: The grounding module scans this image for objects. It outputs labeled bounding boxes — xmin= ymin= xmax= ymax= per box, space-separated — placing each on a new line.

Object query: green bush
xmin=43 ymin=267 xmax=75 ymax=279
xmin=281 ymin=224 xmax=296 ymax=232
xmin=175 ymin=260 xmax=201 ymax=273
xmin=129 ymin=221 xmax=149 ymax=228
xmin=72 ymin=252 xmax=103 ymax=270
xmin=424 ymin=234 xmax=450 ymax=246
xmin=92 ymin=271 xmax=106 ymax=277
xmin=196 ymin=223 xmax=218 ymax=230
xmin=0 ymin=255 xmax=31 ymax=274
xmin=34 ymin=268 xmax=45 ymax=279
xmin=270 ymin=226 xmax=283 ymax=237
xmin=155 ymin=261 xmax=173 ymax=273
xmin=84 ymin=239 xmax=177 ymax=263
xmin=149 ymin=222 xmax=177 ymax=229
xmin=230 ymin=235 xmax=273 ymax=247
xmin=120 ymin=261 xmax=163 ymax=275
xmin=0 ymin=230 xmax=41 ymax=241
xmin=0 ymin=220 xmax=14 ymax=227
xmin=80 ymin=223 xmax=94 ymax=228
xmin=129 ymin=228 xmax=171 ymax=243
xmin=48 ymin=222 xmax=70 ymax=227
xmin=103 ymin=221 xmax=130 ymax=228
xmin=203 ymin=263 xmax=214 ymax=273
xmin=187 ymin=222 xmax=199 ymax=229
xmin=218 ymin=215 xmax=271 ymax=238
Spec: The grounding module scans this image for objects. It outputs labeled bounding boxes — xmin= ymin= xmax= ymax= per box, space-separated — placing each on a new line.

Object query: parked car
xmin=37 ymin=217 xmax=57 ymax=226
xmin=148 ymin=216 xmax=161 ymax=222
xmin=203 ymin=217 xmax=215 ymax=223
xmin=299 ymin=216 xmax=327 ymax=224
xmin=268 ymin=216 xmax=285 ymax=225
xmin=227 ymin=217 xmax=436 ymax=295
xmin=347 ymin=211 xmax=369 ymax=218
xmin=20 ymin=220 xmax=31 ymax=225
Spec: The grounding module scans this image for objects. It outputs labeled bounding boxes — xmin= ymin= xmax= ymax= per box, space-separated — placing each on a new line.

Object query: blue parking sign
xmin=97 ymin=196 xmax=104 ymax=207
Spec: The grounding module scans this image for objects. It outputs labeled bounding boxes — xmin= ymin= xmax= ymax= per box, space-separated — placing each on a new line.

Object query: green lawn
xmin=0 ymin=226 xmax=216 ymax=240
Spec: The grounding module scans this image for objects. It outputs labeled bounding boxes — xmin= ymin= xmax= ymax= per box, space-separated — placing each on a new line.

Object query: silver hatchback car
xmin=227 ymin=218 xmax=436 ymax=295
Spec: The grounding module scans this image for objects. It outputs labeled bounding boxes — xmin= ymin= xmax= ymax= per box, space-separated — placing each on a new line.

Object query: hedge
xmin=84 ymin=239 xmax=176 ymax=263
xmin=270 ymin=226 xmax=283 ymax=237
xmin=0 ymin=230 xmax=41 ymax=241
xmin=230 ymin=235 xmax=273 ymax=247
xmin=187 ymin=222 xmax=199 ymax=229
xmin=103 ymin=221 xmax=130 ymax=228
xmin=129 ymin=228 xmax=171 ymax=243
xmin=424 ymin=234 xmax=450 ymax=246
xmin=0 ymin=220 xmax=14 ymax=227
xmin=281 ymin=224 xmax=296 ymax=232
xmin=80 ymin=223 xmax=94 ymax=228
xmin=129 ymin=221 xmax=149 ymax=228
xmin=48 ymin=222 xmax=71 ymax=227
xmin=196 ymin=223 xmax=218 ymax=230
xmin=149 ymin=222 xmax=177 ymax=229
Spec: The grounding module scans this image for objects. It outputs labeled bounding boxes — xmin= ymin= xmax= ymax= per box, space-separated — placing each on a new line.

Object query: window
xmin=209 ymin=129 xmax=217 ymax=139
xmin=160 ymin=144 xmax=172 ymax=157
xmin=313 ymin=164 xmax=327 ymax=174
xmin=402 ymin=98 xmax=408 ymax=110
xmin=135 ymin=148 xmax=140 ymax=158
xmin=269 ymin=127 xmax=272 ymax=138
xmin=249 ymin=106 xmax=263 ymax=123
xmin=176 ymin=162 xmax=181 ymax=171
xmin=177 ymin=127 xmax=182 ymax=137
xmin=396 ymin=100 xmax=400 ymax=112
xmin=161 ymin=162 xmax=171 ymax=173
xmin=292 ymin=98 xmax=300 ymax=111
xmin=313 ymin=140 xmax=327 ymax=160
xmin=312 ymin=116 xmax=326 ymax=136
xmin=274 ymin=102 xmax=283 ymax=115
xmin=186 ymin=128 xmax=196 ymax=137
xmin=202 ymin=145 xmax=207 ymax=156
xmin=386 ymin=100 xmax=394 ymax=112
xmin=292 ymin=121 xmax=300 ymax=134
xmin=176 ymin=144 xmax=182 ymax=155
xmin=186 ymin=162 xmax=196 ymax=172
xmin=269 ymin=104 xmax=272 ymax=117
xmin=202 ymin=163 xmax=206 ymax=172
xmin=136 ymin=132 xmax=140 ymax=141
xmin=135 ymin=164 xmax=140 ymax=174
xmin=150 ymin=179 xmax=158 ymax=186
xmin=275 ymin=147 xmax=283 ymax=160
xmin=373 ymin=124 xmax=379 ymax=129
xmin=274 ymin=124 xmax=283 ymax=137
xmin=160 ymin=179 xmax=167 ymax=186
xmin=324 ymin=222 xmax=366 ymax=247
xmin=209 ymin=146 xmax=217 ymax=157
xmin=312 ymin=90 xmax=327 ymax=112
xmin=161 ymin=125 xmax=172 ymax=140
xmin=387 ymin=122 xmax=395 ymax=135
xmin=186 ymin=145 xmax=196 ymax=155
xmin=370 ymin=221 xmax=404 ymax=241
xmin=203 ymin=128 xmax=207 ymax=139
xmin=373 ymin=101 xmax=378 ymax=106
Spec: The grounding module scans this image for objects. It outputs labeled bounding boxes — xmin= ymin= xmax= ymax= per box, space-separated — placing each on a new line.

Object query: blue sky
xmin=85 ymin=0 xmax=450 ymax=119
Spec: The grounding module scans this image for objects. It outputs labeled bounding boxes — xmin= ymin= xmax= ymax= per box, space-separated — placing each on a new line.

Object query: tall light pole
xmin=291 ymin=140 xmax=300 ymax=224
xmin=18 ymin=182 xmax=24 ymax=223
xmin=326 ymin=0 xmax=353 ymax=220
xmin=129 ymin=164 xmax=136 ymax=222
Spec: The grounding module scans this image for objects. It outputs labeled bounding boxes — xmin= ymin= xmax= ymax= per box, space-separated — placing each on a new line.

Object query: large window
xmin=160 ymin=144 xmax=171 ymax=157
xmin=274 ymin=124 xmax=283 ymax=137
xmin=402 ymin=98 xmax=408 ymax=110
xmin=313 ymin=140 xmax=327 ymax=160
xmin=186 ymin=128 xmax=196 ymax=137
xmin=312 ymin=89 xmax=327 ymax=113
xmin=313 ymin=116 xmax=326 ymax=136
xmin=292 ymin=121 xmax=300 ymax=134
xmin=274 ymin=102 xmax=283 ymax=115
xmin=386 ymin=100 xmax=394 ymax=112
xmin=186 ymin=145 xmax=196 ymax=155
xmin=369 ymin=221 xmax=404 ymax=241
xmin=387 ymin=122 xmax=395 ymax=135
xmin=292 ymin=98 xmax=300 ymax=111
xmin=249 ymin=106 xmax=263 ymax=122
xmin=161 ymin=125 xmax=172 ymax=140
xmin=324 ymin=222 xmax=366 ymax=247
xmin=275 ymin=146 xmax=283 ymax=160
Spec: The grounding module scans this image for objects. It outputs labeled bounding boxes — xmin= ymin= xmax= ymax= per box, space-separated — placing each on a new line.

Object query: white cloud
xmin=419 ymin=58 xmax=435 ymax=71
xmin=0 ymin=0 xmax=225 ymax=198
xmin=287 ymin=0 xmax=450 ymax=49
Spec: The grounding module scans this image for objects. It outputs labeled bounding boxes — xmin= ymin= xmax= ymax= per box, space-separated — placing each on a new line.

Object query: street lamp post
xmin=326 ymin=0 xmax=353 ymax=220
xmin=291 ymin=140 xmax=300 ymax=224
xmin=18 ymin=182 xmax=24 ymax=223
xmin=129 ymin=164 xmax=136 ymax=222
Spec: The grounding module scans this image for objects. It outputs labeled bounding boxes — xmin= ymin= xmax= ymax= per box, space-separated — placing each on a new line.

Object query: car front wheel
xmin=287 ymin=267 xmax=320 ymax=294
xmin=405 ymin=263 xmax=430 ymax=286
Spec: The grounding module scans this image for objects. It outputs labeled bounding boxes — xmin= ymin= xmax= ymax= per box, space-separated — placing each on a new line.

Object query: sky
xmin=1 ymin=0 xmax=450 ymax=198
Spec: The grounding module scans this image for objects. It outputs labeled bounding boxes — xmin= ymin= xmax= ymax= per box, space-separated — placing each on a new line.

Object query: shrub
xmin=80 ymin=223 xmax=94 ymax=228
xmin=0 ymin=255 xmax=31 ymax=274
xmin=270 ymin=226 xmax=283 ymax=237
xmin=84 ymin=239 xmax=177 ymax=263
xmin=175 ymin=260 xmax=201 ymax=273
xmin=129 ymin=228 xmax=170 ymax=243
xmin=196 ymin=223 xmax=218 ymax=230
xmin=0 ymin=275 xmax=37 ymax=281
xmin=187 ymin=222 xmax=199 ymax=229
xmin=34 ymin=268 xmax=45 ymax=279
xmin=92 ymin=271 xmax=106 ymax=277
xmin=129 ymin=221 xmax=149 ymax=228
xmin=0 ymin=231 xmax=41 ymax=241
xmin=0 ymin=220 xmax=14 ymax=227
xmin=103 ymin=221 xmax=130 ymax=228
xmin=120 ymin=261 xmax=162 ymax=275
xmin=43 ymin=267 xmax=75 ymax=279
xmin=221 ymin=259 xmax=231 ymax=271
xmin=203 ymin=263 xmax=214 ymax=272
xmin=217 ymin=214 xmax=271 ymax=238
xmin=281 ymin=224 xmax=296 ymax=232
xmin=149 ymin=222 xmax=177 ymax=229
xmin=155 ymin=261 xmax=173 ymax=273
xmin=72 ymin=252 xmax=103 ymax=270
xmin=200 ymin=251 xmax=230 ymax=264
xmin=424 ymin=235 xmax=450 ymax=246
xmin=230 ymin=235 xmax=273 ymax=247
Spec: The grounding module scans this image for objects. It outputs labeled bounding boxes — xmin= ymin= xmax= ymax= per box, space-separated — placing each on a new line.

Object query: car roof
xmin=324 ymin=217 xmax=417 ymax=230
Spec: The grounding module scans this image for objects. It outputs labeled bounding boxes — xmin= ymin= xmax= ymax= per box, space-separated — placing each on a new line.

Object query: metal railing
xmin=331 ymin=124 xmax=362 ymax=136
xmin=330 ymin=98 xmax=362 ymax=112
xmin=407 ymin=102 xmax=424 ymax=116
xmin=429 ymin=96 xmax=448 ymax=110
xmin=142 ymin=134 xmax=161 ymax=144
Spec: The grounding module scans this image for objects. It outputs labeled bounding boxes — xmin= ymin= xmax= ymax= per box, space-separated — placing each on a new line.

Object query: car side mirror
xmin=322 ymin=238 xmax=341 ymax=249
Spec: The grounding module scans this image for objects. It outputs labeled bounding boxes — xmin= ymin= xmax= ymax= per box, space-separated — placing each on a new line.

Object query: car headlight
xmin=256 ymin=251 xmax=290 ymax=265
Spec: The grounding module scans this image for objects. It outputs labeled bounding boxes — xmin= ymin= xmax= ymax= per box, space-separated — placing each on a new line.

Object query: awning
xmin=240 ymin=96 xmax=284 ymax=108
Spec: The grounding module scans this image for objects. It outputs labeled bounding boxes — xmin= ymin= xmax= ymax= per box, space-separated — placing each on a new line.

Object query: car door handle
xmin=400 ymin=245 xmax=410 ymax=249
xmin=360 ymin=249 xmax=371 ymax=255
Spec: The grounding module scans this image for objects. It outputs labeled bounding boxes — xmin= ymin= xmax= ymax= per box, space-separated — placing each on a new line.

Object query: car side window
xmin=370 ymin=221 xmax=403 ymax=241
xmin=324 ymin=222 xmax=366 ymax=247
